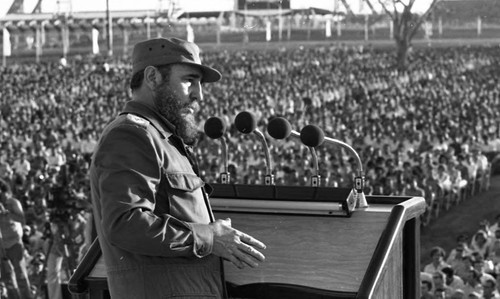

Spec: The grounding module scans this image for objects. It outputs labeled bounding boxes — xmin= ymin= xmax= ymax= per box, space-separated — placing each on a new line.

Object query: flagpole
xmin=106 ymin=0 xmax=113 ymax=57
xmin=36 ymin=24 xmax=41 ymax=63
xmin=278 ymin=2 xmax=282 ymax=41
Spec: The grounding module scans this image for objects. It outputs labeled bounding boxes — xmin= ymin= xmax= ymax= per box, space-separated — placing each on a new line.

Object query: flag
xmin=186 ymin=23 xmax=194 ymax=42
xmin=92 ymin=28 xmax=99 ymax=54
xmin=2 ymin=28 xmax=11 ymax=57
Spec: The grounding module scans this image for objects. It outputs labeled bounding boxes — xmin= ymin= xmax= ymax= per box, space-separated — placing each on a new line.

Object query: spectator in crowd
xmin=0 ymin=179 xmax=32 ymax=299
xmin=463 ymin=268 xmax=484 ymax=298
xmin=424 ymin=246 xmax=450 ymax=274
xmin=489 ymin=238 xmax=500 ymax=274
xmin=471 ymin=230 xmax=492 ymax=259
xmin=471 ymin=253 xmax=495 ymax=285
xmin=448 ymin=244 xmax=471 ymax=281
xmin=11 ymin=149 xmax=30 ymax=183
xmin=442 ymin=266 xmax=465 ymax=294
xmin=401 ymin=176 xmax=426 ymax=197
xmin=432 ymin=270 xmax=453 ymax=298
xmin=421 ymin=278 xmax=434 ymax=299
xmin=482 ymin=277 xmax=500 ymax=299
xmin=490 ymin=215 xmax=500 ymax=236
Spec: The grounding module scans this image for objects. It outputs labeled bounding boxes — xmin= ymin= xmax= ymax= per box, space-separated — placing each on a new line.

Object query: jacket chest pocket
xmin=165 ymin=173 xmax=205 ymax=192
xmin=163 ymin=173 xmax=210 ymax=223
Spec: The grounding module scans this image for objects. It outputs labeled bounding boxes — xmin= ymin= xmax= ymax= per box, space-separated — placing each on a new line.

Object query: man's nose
xmin=190 ymin=81 xmax=203 ymax=102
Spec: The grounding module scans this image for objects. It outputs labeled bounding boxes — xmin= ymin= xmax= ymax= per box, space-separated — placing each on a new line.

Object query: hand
xmin=210 ymin=218 xmax=266 ymax=269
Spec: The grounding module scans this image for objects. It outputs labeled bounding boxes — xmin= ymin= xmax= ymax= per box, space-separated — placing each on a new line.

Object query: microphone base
xmin=353 ymin=176 xmax=368 ymax=209
xmin=346 ymin=189 xmax=369 ymax=212
xmin=355 ymin=191 xmax=369 ymax=209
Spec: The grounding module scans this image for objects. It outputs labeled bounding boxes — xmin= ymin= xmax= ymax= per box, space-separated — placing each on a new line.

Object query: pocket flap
xmin=165 ymin=173 xmax=205 ymax=192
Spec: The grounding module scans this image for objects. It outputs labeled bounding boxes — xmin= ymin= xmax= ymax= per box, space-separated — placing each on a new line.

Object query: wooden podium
xmin=69 ymin=185 xmax=425 ymax=299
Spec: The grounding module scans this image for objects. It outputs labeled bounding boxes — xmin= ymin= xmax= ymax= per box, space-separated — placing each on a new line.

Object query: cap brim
xmin=184 ymin=62 xmax=222 ymax=83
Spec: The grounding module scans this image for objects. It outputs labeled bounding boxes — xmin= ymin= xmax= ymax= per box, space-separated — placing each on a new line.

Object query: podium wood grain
xmin=71 ymin=197 xmax=425 ymax=298
xmin=216 ymin=205 xmax=393 ymax=293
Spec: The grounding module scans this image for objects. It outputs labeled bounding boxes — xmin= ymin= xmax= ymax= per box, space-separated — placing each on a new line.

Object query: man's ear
xmin=144 ymin=66 xmax=161 ymax=90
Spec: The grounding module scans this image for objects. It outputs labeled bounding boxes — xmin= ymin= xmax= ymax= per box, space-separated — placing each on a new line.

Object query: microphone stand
xmin=254 ymin=129 xmax=274 ymax=185
xmin=219 ymin=137 xmax=230 ymax=184
xmin=290 ymin=130 xmax=321 ymax=187
xmin=324 ymin=136 xmax=368 ymax=209
xmin=309 ymin=147 xmax=321 ymax=187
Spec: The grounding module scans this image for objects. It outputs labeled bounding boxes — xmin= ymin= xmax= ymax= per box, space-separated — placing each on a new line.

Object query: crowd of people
xmin=1 ymin=42 xmax=500 ymax=297
xmin=421 ymin=215 xmax=500 ymax=298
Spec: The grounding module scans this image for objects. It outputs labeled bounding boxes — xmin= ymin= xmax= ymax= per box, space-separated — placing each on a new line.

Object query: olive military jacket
xmin=90 ymin=100 xmax=225 ymax=298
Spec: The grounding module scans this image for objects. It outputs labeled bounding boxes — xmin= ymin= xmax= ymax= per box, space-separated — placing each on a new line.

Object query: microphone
xmin=302 ymin=124 xmax=368 ymax=209
xmin=267 ymin=117 xmax=294 ymax=139
xmin=204 ymin=117 xmax=230 ymax=184
xmin=299 ymin=125 xmax=324 ymax=187
xmin=235 ymin=111 xmax=274 ymax=185
xmin=267 ymin=117 xmax=323 ymax=186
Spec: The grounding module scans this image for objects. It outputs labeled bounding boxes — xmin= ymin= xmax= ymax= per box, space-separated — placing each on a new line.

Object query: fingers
xmin=231 ymin=231 xmax=266 ymax=267
xmin=226 ymin=244 xmax=264 ymax=269
xmin=225 ymin=247 xmax=245 ymax=269
xmin=236 ymin=242 xmax=266 ymax=264
xmin=210 ymin=219 xmax=266 ymax=269
xmin=223 ymin=234 xmax=266 ymax=268
xmin=239 ymin=232 xmax=266 ymax=250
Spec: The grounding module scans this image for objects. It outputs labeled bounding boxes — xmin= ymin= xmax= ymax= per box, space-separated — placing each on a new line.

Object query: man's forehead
xmin=171 ymin=64 xmax=203 ymax=78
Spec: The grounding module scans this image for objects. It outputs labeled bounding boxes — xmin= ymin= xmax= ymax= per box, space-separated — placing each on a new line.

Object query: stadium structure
xmin=1 ymin=0 xmax=500 ymax=61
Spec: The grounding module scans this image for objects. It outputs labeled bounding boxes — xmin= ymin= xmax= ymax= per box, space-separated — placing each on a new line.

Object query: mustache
xmin=183 ymin=100 xmax=200 ymax=113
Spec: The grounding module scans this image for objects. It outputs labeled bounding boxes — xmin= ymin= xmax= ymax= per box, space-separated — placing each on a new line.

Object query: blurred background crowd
xmin=420 ymin=215 xmax=500 ymax=298
xmin=1 ymin=43 xmax=500 ymax=298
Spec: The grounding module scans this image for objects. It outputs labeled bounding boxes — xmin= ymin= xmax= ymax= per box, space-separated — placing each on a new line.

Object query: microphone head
xmin=235 ymin=111 xmax=257 ymax=134
xmin=204 ymin=117 xmax=226 ymax=139
xmin=267 ymin=117 xmax=292 ymax=140
xmin=300 ymin=125 xmax=325 ymax=147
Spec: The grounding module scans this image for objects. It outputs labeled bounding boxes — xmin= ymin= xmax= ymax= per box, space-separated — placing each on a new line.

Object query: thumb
xmin=224 ymin=218 xmax=232 ymax=226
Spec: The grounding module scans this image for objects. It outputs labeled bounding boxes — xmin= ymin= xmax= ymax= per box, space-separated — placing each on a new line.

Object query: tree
xmin=374 ymin=0 xmax=440 ymax=70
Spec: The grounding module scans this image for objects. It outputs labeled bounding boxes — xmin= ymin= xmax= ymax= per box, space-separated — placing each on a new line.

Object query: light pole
xmin=106 ymin=0 xmax=113 ymax=56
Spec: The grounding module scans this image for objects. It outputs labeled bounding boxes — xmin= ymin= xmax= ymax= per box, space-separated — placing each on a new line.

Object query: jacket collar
xmin=121 ymin=100 xmax=176 ymax=139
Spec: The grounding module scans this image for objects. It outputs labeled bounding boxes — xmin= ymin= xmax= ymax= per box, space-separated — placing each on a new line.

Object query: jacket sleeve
xmin=92 ymin=121 xmax=213 ymax=258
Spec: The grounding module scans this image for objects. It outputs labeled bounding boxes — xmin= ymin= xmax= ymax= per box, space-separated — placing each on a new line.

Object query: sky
xmin=0 ymin=0 xmax=435 ymax=17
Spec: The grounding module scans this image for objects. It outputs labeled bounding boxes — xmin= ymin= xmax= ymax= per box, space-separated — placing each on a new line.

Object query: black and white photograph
xmin=1 ymin=0 xmax=500 ymax=298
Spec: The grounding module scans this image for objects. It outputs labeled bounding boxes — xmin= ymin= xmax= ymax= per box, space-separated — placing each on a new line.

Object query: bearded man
xmin=89 ymin=37 xmax=265 ymax=299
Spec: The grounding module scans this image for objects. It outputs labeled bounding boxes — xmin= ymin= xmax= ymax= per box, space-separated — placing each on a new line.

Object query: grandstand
xmin=434 ymin=0 xmax=500 ymax=24
xmin=2 ymin=0 xmax=500 ymax=63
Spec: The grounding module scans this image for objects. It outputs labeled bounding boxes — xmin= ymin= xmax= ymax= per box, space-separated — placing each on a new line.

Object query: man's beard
xmin=154 ymin=83 xmax=200 ymax=146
